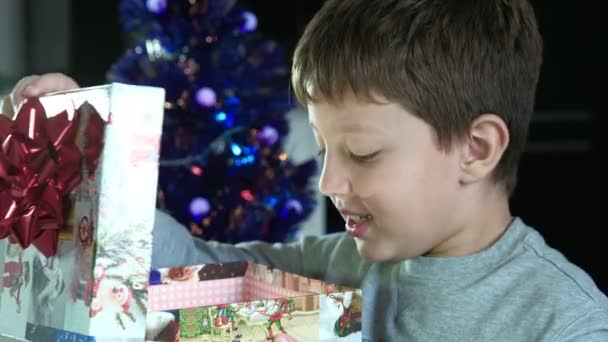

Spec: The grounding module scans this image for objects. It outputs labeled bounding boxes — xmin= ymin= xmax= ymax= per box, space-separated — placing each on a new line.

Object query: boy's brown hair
xmin=292 ymin=0 xmax=543 ymax=194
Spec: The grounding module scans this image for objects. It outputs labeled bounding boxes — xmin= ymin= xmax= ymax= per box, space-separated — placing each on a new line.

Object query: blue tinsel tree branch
xmin=107 ymin=0 xmax=317 ymax=243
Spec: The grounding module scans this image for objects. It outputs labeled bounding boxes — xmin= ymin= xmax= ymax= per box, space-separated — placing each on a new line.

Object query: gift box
xmin=0 ymin=83 xmax=165 ymax=341
xmin=145 ymin=262 xmax=363 ymax=342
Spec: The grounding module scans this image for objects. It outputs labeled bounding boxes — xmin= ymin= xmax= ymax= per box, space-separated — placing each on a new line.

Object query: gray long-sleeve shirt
xmin=152 ymin=211 xmax=608 ymax=341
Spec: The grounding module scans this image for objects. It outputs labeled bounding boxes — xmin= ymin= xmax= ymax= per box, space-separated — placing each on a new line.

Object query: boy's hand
xmin=2 ymin=73 xmax=79 ymax=118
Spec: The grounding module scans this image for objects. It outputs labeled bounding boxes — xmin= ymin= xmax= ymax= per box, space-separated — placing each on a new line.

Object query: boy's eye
xmin=349 ymin=150 xmax=380 ymax=163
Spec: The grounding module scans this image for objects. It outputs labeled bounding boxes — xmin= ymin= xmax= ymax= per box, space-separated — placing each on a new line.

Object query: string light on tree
xmin=189 ymin=197 xmax=211 ymax=219
xmin=240 ymin=190 xmax=255 ymax=202
xmin=240 ymin=11 xmax=257 ymax=32
xmin=214 ymin=111 xmax=227 ymax=122
xmin=190 ymin=165 xmax=203 ymax=176
xmin=281 ymin=199 xmax=304 ymax=218
xmin=195 ymin=87 xmax=217 ymax=108
xmin=230 ymin=143 xmax=242 ymax=156
xmin=146 ymin=0 xmax=166 ymax=14
xmin=258 ymin=125 xmax=279 ymax=145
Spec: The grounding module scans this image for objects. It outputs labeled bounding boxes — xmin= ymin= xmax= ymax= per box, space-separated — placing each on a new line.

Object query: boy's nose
xmin=318 ymin=157 xmax=351 ymax=196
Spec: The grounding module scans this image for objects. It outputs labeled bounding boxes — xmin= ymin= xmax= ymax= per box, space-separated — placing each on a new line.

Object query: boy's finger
xmin=21 ymin=73 xmax=79 ymax=98
xmin=11 ymin=75 xmax=41 ymax=106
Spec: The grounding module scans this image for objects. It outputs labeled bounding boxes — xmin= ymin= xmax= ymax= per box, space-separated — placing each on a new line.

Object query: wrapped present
xmin=0 ymin=83 xmax=165 ymax=341
xmin=146 ymin=262 xmax=363 ymax=342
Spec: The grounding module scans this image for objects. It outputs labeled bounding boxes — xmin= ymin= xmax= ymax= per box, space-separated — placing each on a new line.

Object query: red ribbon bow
xmin=0 ymin=98 xmax=104 ymax=256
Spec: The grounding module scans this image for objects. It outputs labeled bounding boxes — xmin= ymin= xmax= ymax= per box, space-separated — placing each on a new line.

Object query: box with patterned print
xmin=146 ymin=262 xmax=363 ymax=342
xmin=0 ymin=83 xmax=165 ymax=341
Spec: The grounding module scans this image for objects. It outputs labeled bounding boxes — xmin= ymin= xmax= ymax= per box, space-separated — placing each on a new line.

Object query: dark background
xmin=62 ymin=0 xmax=606 ymax=293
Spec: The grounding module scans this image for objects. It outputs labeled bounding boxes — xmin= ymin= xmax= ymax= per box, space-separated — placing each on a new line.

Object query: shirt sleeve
xmin=151 ymin=209 xmax=371 ymax=288
xmin=552 ymin=308 xmax=608 ymax=342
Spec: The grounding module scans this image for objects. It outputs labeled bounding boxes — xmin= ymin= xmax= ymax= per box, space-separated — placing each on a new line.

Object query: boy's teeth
xmin=350 ymin=215 xmax=371 ymax=222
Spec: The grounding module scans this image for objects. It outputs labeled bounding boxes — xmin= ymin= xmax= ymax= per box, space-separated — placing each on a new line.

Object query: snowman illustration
xmin=89 ymin=263 xmax=136 ymax=329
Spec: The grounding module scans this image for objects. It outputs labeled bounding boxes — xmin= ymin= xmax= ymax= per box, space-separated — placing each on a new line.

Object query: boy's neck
xmin=427 ymin=184 xmax=513 ymax=258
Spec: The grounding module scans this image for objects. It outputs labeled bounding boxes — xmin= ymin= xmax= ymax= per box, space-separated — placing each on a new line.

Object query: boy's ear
xmin=459 ymin=114 xmax=509 ymax=185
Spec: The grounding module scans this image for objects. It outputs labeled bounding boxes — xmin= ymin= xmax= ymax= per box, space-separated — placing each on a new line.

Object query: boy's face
xmin=308 ymin=94 xmax=467 ymax=262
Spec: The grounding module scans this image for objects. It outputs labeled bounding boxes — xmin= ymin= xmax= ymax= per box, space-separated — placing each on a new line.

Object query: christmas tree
xmin=107 ymin=0 xmax=317 ymax=243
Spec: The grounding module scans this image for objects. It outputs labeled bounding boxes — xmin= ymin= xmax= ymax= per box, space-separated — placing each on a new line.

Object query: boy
xmin=3 ymin=0 xmax=608 ymax=340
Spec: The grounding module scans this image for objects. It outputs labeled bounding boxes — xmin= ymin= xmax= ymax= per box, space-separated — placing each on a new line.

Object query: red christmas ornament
xmin=240 ymin=189 xmax=254 ymax=202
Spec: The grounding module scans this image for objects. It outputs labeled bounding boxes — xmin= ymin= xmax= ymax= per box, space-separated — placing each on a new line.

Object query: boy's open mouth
xmin=345 ymin=215 xmax=373 ymax=238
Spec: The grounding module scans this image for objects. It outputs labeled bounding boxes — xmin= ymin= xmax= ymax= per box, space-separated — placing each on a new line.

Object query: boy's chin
xmin=354 ymin=239 xmax=399 ymax=263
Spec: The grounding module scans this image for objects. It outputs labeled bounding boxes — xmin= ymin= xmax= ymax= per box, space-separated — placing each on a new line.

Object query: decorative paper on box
xmin=0 ymin=83 xmax=165 ymax=341
xmin=146 ymin=262 xmax=363 ymax=342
